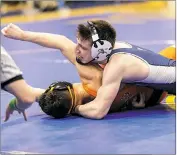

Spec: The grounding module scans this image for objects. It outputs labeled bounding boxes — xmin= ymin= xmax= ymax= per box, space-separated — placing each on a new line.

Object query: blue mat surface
xmin=1 ymin=11 xmax=175 ymax=154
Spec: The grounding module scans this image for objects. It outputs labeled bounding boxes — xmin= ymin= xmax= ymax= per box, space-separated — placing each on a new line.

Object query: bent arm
xmin=75 ymin=57 xmax=125 ymax=119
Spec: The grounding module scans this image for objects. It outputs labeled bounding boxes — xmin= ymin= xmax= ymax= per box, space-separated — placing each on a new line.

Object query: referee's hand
xmin=4 ymin=98 xmax=27 ymax=122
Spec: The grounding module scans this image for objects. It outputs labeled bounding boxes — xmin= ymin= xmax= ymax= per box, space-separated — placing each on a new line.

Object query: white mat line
xmin=1 ymin=150 xmax=41 ymax=154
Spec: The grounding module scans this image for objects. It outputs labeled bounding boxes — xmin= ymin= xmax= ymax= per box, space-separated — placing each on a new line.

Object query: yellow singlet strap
xmin=67 ymin=86 xmax=74 ymax=114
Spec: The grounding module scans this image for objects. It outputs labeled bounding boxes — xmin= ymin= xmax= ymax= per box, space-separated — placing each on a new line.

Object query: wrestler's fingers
xmin=22 ymin=111 xmax=27 ymax=121
xmin=132 ymin=95 xmax=137 ymax=102
xmin=1 ymin=27 xmax=7 ymax=35
xmin=140 ymin=93 xmax=145 ymax=102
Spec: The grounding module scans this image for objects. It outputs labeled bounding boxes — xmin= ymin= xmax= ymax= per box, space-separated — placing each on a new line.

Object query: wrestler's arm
xmin=75 ymin=57 xmax=126 ymax=119
xmin=1 ymin=23 xmax=76 ymax=64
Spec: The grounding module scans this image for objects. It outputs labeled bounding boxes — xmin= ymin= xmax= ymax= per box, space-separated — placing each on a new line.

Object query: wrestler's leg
xmin=165 ymin=95 xmax=176 ymax=110
xmin=157 ymin=45 xmax=176 ymax=103
xmin=159 ymin=45 xmax=176 ymax=60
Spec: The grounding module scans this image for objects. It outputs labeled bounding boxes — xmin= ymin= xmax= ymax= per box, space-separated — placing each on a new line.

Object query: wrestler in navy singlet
xmin=108 ymin=42 xmax=176 ymax=94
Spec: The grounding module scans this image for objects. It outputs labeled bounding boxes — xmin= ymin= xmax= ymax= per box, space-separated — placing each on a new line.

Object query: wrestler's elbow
xmin=93 ymin=112 xmax=106 ymax=119
xmin=92 ymin=107 xmax=108 ymax=119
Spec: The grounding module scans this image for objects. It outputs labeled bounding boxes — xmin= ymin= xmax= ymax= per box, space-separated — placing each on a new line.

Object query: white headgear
xmin=87 ymin=21 xmax=113 ymax=62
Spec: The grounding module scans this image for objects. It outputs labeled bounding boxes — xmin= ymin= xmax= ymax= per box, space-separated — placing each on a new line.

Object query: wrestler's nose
xmin=76 ymin=46 xmax=81 ymax=54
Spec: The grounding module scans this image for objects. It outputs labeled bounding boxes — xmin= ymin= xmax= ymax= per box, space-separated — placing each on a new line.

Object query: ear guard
xmin=87 ymin=21 xmax=113 ymax=62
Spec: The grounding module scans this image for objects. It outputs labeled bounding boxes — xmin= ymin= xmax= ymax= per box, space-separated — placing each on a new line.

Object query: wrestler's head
xmin=39 ymin=81 xmax=74 ymax=118
xmin=76 ymin=20 xmax=116 ymax=64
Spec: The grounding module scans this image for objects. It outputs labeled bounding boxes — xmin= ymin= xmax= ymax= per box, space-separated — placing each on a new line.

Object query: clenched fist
xmin=1 ymin=23 xmax=25 ymax=40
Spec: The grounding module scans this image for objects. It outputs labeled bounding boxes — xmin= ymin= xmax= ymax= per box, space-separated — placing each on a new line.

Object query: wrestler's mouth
xmin=77 ymin=56 xmax=83 ymax=60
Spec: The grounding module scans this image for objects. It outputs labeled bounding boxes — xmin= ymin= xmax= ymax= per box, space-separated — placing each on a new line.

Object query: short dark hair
xmin=77 ymin=20 xmax=116 ymax=47
xmin=39 ymin=82 xmax=73 ymax=118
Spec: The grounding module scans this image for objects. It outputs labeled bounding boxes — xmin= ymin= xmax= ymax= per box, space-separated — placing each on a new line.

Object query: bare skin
xmin=72 ymin=83 xmax=153 ymax=114
xmin=1 ymin=23 xmax=162 ymax=120
xmin=4 ymin=70 xmax=151 ymax=121
xmin=4 ymin=79 xmax=45 ymax=121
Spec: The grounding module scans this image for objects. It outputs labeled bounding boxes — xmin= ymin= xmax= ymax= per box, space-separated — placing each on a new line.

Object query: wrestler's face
xmin=75 ymin=37 xmax=93 ymax=63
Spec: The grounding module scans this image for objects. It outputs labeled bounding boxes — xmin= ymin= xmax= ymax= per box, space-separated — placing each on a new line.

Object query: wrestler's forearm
xmin=75 ymin=101 xmax=103 ymax=119
xmin=22 ymin=31 xmax=72 ymax=51
xmin=75 ymin=84 xmax=119 ymax=119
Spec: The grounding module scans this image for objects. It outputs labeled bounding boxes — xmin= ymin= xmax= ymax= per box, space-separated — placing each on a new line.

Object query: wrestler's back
xmin=111 ymin=42 xmax=176 ymax=94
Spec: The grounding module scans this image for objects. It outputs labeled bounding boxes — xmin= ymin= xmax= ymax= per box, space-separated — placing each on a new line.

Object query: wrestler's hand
xmin=132 ymin=93 xmax=146 ymax=108
xmin=4 ymin=98 xmax=27 ymax=122
xmin=1 ymin=23 xmax=25 ymax=40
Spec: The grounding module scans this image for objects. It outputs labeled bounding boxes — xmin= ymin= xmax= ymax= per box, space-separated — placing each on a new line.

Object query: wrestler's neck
xmin=97 ymin=59 xmax=107 ymax=65
xmin=72 ymin=83 xmax=84 ymax=106
xmin=72 ymin=83 xmax=91 ymax=106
